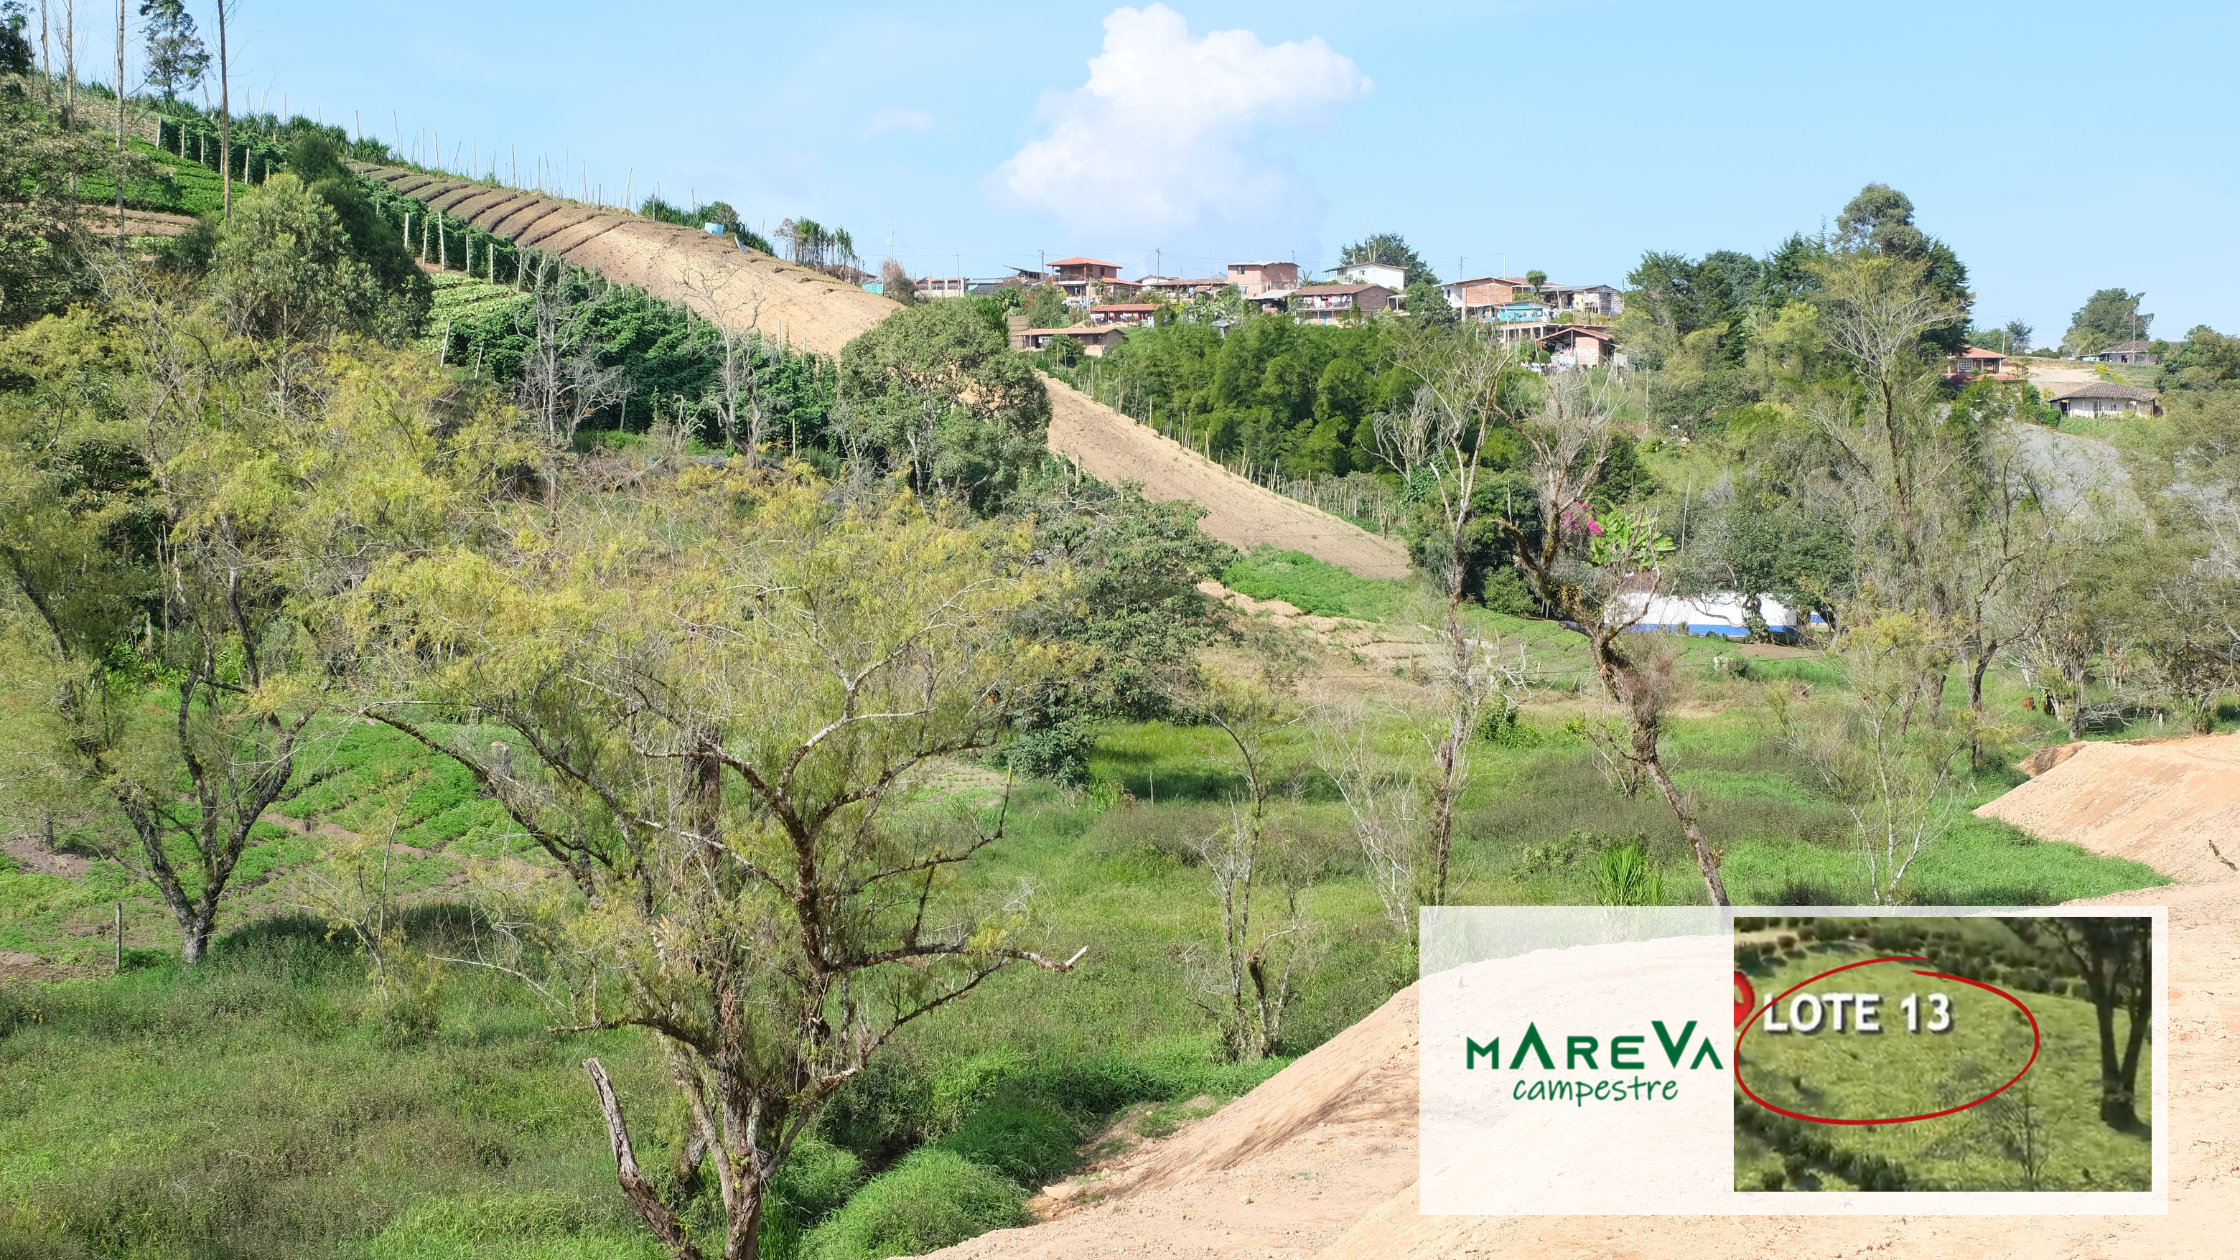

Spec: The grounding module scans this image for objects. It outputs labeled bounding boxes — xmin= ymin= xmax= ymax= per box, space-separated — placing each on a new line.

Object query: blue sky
xmin=175 ymin=0 xmax=2236 ymax=341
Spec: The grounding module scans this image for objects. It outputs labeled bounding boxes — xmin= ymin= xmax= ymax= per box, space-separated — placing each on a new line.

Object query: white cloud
xmin=990 ymin=5 xmax=1369 ymax=248
xmin=863 ymin=108 xmax=936 ymax=138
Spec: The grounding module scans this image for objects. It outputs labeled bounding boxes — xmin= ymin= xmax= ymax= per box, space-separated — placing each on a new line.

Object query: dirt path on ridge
xmin=362 ymin=167 xmax=1413 ymax=578
xmin=1045 ymin=378 xmax=1411 ymax=577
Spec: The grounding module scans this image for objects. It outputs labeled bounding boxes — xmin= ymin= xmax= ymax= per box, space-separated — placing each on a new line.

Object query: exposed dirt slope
xmin=353 ymin=165 xmax=898 ymax=357
xmin=1046 ymin=378 xmax=1412 ymax=577
xmin=358 ymin=164 xmax=1411 ymax=577
xmin=1976 ymin=732 xmax=2240 ymax=883
xmin=929 ymin=735 xmax=2240 ymax=1259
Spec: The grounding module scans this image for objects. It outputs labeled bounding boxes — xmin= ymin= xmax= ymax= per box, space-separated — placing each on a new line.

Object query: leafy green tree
xmin=1339 ymin=232 xmax=1438 ymax=287
xmin=2 ymin=2 xmax=34 ymax=77
xmin=2 ymin=93 xmax=126 ymax=324
xmin=2003 ymin=318 xmax=2033 ymax=353
xmin=1524 ymin=269 xmax=1547 ymax=288
xmin=1404 ymin=278 xmax=1455 ymax=329
xmin=358 ymin=474 xmax=1080 ymax=1260
xmin=1003 ymin=478 xmax=1233 ymax=785
xmin=1020 ymin=282 xmax=1069 ymax=330
xmin=1624 ymin=251 xmax=1742 ymax=367
xmin=2064 ymin=288 xmax=2152 ymax=355
xmin=838 ymin=299 xmax=1050 ymax=511
xmin=1832 ymin=184 xmax=1972 ymax=352
xmin=1837 ymin=183 xmax=1925 ymax=256
xmin=139 ymin=1 xmax=211 ymax=101
xmin=210 ymin=173 xmax=384 ymax=343
xmin=0 ymin=305 xmax=517 ymax=963
xmin=2010 ymin=918 xmax=2152 ymax=1129
xmin=283 ymin=132 xmax=431 ymax=336
xmin=2156 ymin=325 xmax=2240 ymax=391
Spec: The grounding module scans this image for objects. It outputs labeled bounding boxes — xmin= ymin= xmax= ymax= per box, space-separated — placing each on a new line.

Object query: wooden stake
xmin=114 ymin=901 xmax=122 ymax=972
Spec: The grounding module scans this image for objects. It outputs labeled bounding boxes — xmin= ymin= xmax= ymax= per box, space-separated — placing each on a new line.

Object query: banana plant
xmin=1586 ymin=509 xmax=1675 ymax=572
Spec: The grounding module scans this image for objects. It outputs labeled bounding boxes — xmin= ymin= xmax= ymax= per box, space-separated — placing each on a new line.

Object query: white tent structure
xmin=1608 ymin=592 xmax=1822 ymax=638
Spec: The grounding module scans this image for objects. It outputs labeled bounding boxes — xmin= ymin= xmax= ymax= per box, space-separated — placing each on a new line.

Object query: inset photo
xmin=1732 ymin=914 xmax=2153 ymax=1193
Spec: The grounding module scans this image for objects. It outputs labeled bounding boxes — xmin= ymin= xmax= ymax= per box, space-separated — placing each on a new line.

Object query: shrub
xmin=800 ymin=1149 xmax=1030 ymax=1260
xmin=767 ymin=1136 xmax=865 ymax=1227
xmin=1759 ymin=1169 xmax=1785 ymax=1191
xmin=936 ymin=1094 xmax=1081 ymax=1188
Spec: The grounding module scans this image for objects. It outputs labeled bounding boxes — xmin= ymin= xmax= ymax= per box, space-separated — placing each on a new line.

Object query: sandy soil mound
xmin=353 ymin=166 xmax=897 ymax=358
xmin=1976 ymin=732 xmax=2240 ymax=883
xmin=1046 ymin=378 xmax=1411 ymax=578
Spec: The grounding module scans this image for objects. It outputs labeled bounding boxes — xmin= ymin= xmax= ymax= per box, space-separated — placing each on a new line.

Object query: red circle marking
xmin=1734 ymin=971 xmax=1756 ymax=1028
xmin=1733 ymin=955 xmax=2041 ymax=1126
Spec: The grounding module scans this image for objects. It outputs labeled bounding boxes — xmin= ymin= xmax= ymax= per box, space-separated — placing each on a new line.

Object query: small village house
xmin=1538 ymin=283 xmax=1624 ymax=317
xmin=1011 ymin=323 xmax=1130 ymax=356
xmin=1089 ymin=303 xmax=1159 ymax=327
xmin=1948 ymin=345 xmax=2007 ymax=378
xmin=1290 ymin=283 xmax=1394 ymax=324
xmin=1539 ymin=325 xmax=1617 ymax=370
xmin=1335 ymin=261 xmax=1407 ymax=290
xmin=1439 ymin=276 xmax=1539 ymax=320
xmin=2046 ymin=381 xmax=2160 ymax=418
xmin=1138 ymin=275 xmax=1229 ymax=299
xmin=1050 ymin=257 xmax=1129 ymax=306
xmin=2088 ymin=340 xmax=2161 ymax=364
xmin=1227 ymin=260 xmax=1301 ymax=298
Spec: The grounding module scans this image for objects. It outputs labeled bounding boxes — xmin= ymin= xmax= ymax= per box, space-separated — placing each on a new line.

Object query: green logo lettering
xmin=1510 ymin=1022 xmax=1555 ymax=1070
xmin=1466 ymin=1037 xmax=1499 ymax=1069
xmin=1652 ymin=1019 xmax=1698 ymax=1067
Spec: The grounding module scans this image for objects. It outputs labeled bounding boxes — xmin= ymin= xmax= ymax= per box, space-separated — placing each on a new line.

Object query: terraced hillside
xmin=361 ymin=167 xmax=1414 ymax=578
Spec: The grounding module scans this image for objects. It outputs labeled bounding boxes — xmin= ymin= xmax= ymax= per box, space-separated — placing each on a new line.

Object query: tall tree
xmin=1339 ymin=232 xmax=1438 ymax=287
xmin=359 ymin=474 xmax=1080 ymax=1260
xmin=0 ymin=293 xmax=513 ymax=963
xmin=137 ymin=0 xmax=207 ymax=101
xmin=2064 ymin=288 xmax=2153 ymax=355
xmin=1833 ymin=183 xmax=1972 ymax=353
xmin=0 ymin=2 xmax=34 ymax=75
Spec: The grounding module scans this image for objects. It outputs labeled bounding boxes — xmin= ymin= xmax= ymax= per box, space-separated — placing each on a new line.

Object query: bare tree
xmin=514 ymin=252 xmax=628 ymax=463
xmin=1312 ymin=701 xmax=1425 ymax=941
xmin=1480 ymin=358 xmax=1730 ymax=905
xmin=1373 ymin=331 xmax=1522 ymax=907
xmin=1185 ymin=801 xmax=1316 ymax=1061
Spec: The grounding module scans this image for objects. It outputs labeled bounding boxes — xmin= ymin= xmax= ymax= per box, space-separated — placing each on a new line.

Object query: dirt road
xmin=1046 ymin=378 xmax=1411 ymax=577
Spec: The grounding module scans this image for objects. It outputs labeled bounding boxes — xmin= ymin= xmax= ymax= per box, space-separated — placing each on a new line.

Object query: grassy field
xmin=1733 ymin=919 xmax=2152 ymax=1192
xmin=0 ymin=548 xmax=2185 ymax=1257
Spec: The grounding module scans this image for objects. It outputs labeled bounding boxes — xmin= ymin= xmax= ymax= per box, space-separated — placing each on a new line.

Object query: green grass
xmin=1220 ymin=546 xmax=1410 ymax=619
xmin=0 ymin=621 xmax=2184 ymax=1256
xmin=1733 ymin=924 xmax=2151 ymax=1192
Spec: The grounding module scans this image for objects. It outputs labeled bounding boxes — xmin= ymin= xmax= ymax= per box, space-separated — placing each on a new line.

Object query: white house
xmin=1336 ymin=261 xmax=1407 ymax=290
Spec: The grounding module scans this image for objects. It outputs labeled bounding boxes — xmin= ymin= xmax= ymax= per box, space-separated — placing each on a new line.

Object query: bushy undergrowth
xmin=798 ymin=1149 xmax=1031 ymax=1260
xmin=1220 ymin=546 xmax=1408 ymax=619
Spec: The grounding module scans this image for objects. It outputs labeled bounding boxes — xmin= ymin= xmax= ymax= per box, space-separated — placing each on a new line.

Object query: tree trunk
xmin=1638 ymin=734 xmax=1728 ymax=906
xmin=586 ymin=1057 xmax=705 ymax=1260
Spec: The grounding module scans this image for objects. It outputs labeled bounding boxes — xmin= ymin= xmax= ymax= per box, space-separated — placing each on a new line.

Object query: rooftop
xmin=1293 ymin=283 xmax=1386 ymax=296
xmin=2049 ymin=381 xmax=2157 ymax=401
xmin=1049 ymin=256 xmax=1119 ymax=268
